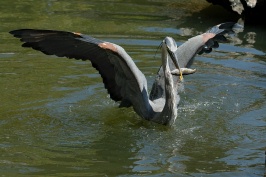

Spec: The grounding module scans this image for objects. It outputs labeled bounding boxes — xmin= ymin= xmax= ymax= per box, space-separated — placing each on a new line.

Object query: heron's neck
xmin=162 ymin=58 xmax=178 ymax=125
xmin=151 ymin=46 xmax=178 ymax=125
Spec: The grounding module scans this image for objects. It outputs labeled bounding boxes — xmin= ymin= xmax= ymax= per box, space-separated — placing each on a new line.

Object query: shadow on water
xmin=0 ymin=0 xmax=265 ymax=176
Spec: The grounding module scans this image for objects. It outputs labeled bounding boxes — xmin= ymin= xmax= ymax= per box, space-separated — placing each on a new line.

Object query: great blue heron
xmin=10 ymin=22 xmax=242 ymax=125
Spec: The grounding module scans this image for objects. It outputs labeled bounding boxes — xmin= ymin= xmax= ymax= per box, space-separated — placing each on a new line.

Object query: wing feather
xmin=9 ymin=29 xmax=149 ymax=108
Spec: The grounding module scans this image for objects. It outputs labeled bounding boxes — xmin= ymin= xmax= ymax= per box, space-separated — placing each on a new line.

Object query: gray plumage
xmin=9 ymin=22 xmax=243 ymax=125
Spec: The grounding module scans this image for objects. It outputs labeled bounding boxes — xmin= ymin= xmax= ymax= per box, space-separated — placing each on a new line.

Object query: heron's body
xmin=10 ymin=22 xmax=242 ymax=125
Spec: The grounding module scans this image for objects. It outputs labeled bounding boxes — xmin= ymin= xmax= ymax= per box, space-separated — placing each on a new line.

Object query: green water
xmin=0 ymin=0 xmax=265 ymax=176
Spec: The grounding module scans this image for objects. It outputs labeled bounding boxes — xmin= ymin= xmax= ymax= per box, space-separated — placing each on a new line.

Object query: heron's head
xmin=163 ymin=36 xmax=177 ymax=52
xmin=162 ymin=37 xmax=183 ymax=80
xmin=162 ymin=37 xmax=178 ymax=65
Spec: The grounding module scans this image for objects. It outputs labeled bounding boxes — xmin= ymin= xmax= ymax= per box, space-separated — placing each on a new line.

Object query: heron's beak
xmin=168 ymin=51 xmax=183 ymax=81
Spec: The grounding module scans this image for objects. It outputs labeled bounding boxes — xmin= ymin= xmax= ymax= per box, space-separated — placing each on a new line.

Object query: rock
xmin=206 ymin=0 xmax=265 ymax=24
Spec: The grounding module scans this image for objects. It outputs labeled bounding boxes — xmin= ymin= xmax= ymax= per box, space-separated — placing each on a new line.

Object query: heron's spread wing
xmin=174 ymin=22 xmax=243 ymax=69
xmin=198 ymin=22 xmax=243 ymax=55
xmin=150 ymin=22 xmax=243 ymax=101
xmin=9 ymin=29 xmax=149 ymax=110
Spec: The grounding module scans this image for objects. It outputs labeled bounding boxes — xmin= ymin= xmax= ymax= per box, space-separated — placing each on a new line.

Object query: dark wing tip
xmin=10 ymin=29 xmax=82 ymax=38
xmin=198 ymin=22 xmax=243 ymax=55
xmin=9 ymin=29 xmax=28 ymax=38
xmin=207 ymin=22 xmax=244 ymax=36
xmin=219 ymin=22 xmax=244 ymax=33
